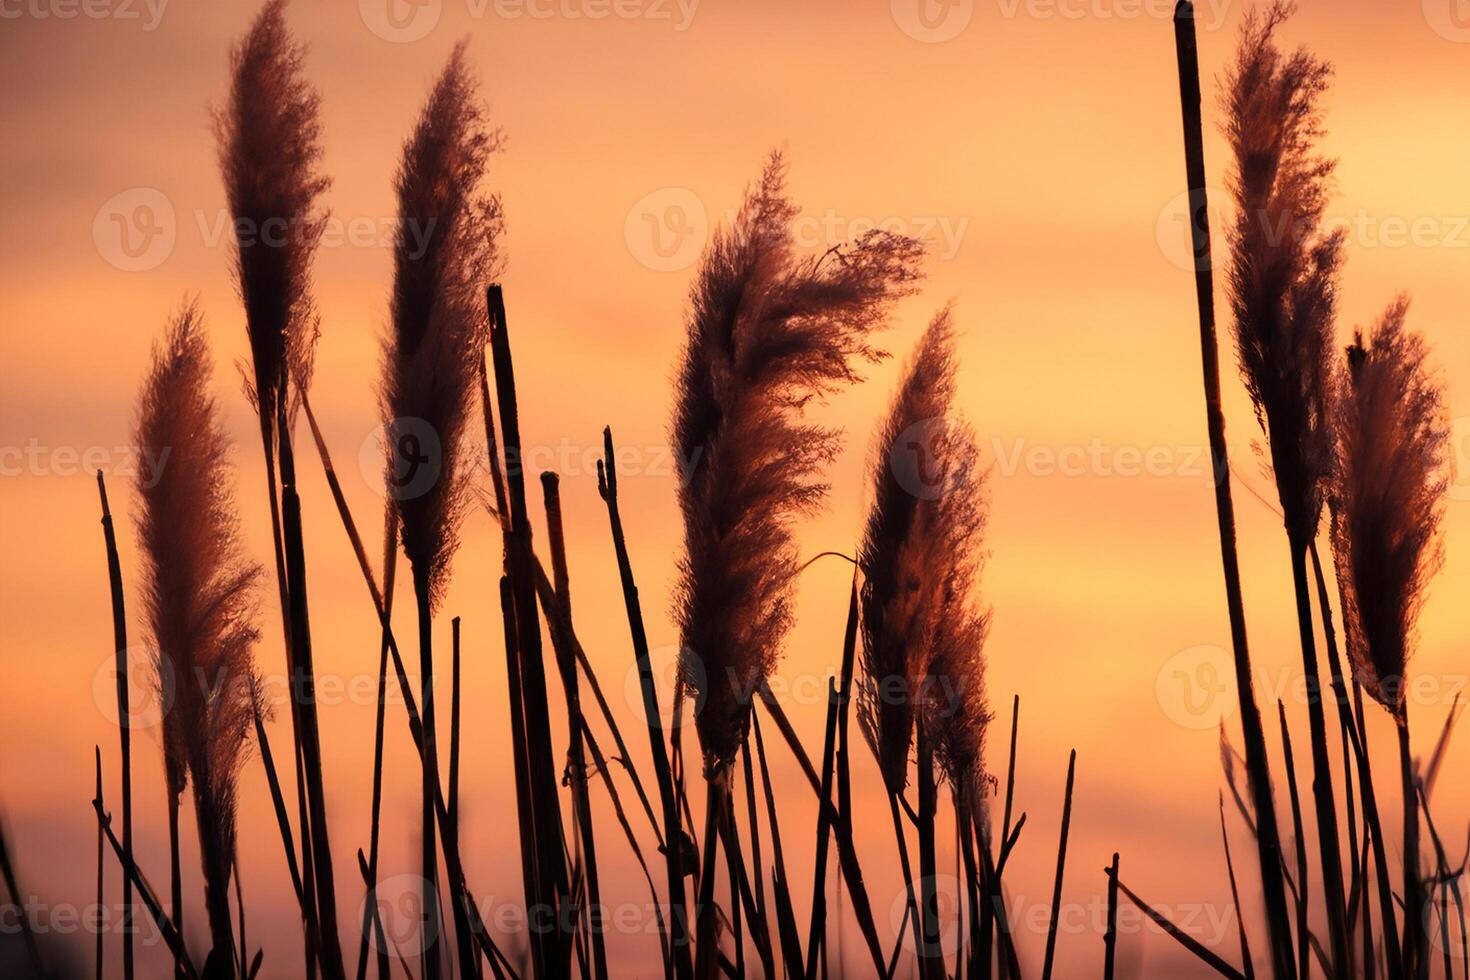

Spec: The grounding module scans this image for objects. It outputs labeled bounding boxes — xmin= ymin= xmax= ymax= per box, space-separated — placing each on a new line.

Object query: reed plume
xmin=857 ymin=309 xmax=989 ymax=794
xmin=1331 ymin=297 xmax=1449 ymax=977
xmin=1224 ymin=0 xmax=1342 ymax=546
xmin=1331 ymin=298 xmax=1448 ymax=714
xmin=856 ymin=311 xmax=987 ymax=979
xmin=216 ymin=0 xmax=328 ymax=422
xmin=215 ymin=5 xmax=340 ymax=973
xmin=672 ymin=152 xmax=924 ymax=771
xmin=380 ymin=42 xmax=501 ymax=980
xmin=1222 ymin=5 xmax=1352 ymax=968
xmin=135 ymin=302 xmax=262 ymax=970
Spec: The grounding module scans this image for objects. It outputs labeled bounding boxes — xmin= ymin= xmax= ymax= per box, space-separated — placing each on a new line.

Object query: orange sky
xmin=1 ymin=1 xmax=1466 ymax=977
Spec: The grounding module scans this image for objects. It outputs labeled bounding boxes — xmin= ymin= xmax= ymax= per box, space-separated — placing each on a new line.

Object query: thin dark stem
xmin=1040 ymin=749 xmax=1076 ymax=980
xmin=804 ymin=680 xmax=840 ymax=980
xmin=1288 ymin=539 xmax=1351 ymax=975
xmin=446 ymin=615 xmax=478 ymax=980
xmin=276 ymin=399 xmax=345 ymax=980
xmin=91 ymin=791 xmax=198 ymax=979
xmin=168 ymin=791 xmax=183 ymax=979
xmin=1108 ymin=867 xmax=1246 ymax=980
xmin=1279 ymin=701 xmax=1312 ymax=980
xmin=754 ymin=712 xmax=805 ymax=976
xmin=499 ymin=575 xmax=545 ymax=979
xmin=1171 ymin=8 xmax=1297 ymax=976
xmin=255 ymin=408 xmax=319 ymax=980
xmin=96 ymin=749 xmax=106 ymax=980
xmin=1396 ymin=716 xmax=1423 ymax=979
xmin=96 ymin=471 xmax=135 ymax=980
xmin=598 ymin=426 xmax=692 ymax=979
xmin=694 ymin=772 xmax=729 ymax=980
xmin=357 ymin=509 xmax=397 ymax=980
xmin=916 ymin=725 xmax=941 ymax=980
xmin=1104 ymin=853 xmax=1120 ymax=980
xmin=412 ymin=568 xmax=442 ymax=980
xmin=540 ymin=472 xmax=608 ymax=980
xmin=1219 ymin=797 xmax=1256 ymax=980
xmin=486 ymin=284 xmax=572 ymax=975
xmin=888 ymin=790 xmax=923 ymax=980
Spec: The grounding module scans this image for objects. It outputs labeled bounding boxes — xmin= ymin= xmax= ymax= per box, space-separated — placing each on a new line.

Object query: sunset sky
xmin=1 ymin=1 xmax=1466 ymax=977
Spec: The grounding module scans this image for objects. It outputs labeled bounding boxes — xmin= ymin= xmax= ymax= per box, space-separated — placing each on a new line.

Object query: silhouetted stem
xmin=1107 ymin=866 xmax=1246 ymax=980
xmin=1104 ymin=853 xmax=1120 ymax=980
xmin=486 ymin=284 xmax=572 ymax=975
xmin=598 ymin=426 xmax=692 ymax=978
xmin=1278 ymin=702 xmax=1311 ymax=980
xmin=1040 ymin=750 xmax=1076 ymax=980
xmin=356 ymin=510 xmax=397 ymax=980
xmin=96 ymin=471 xmax=136 ymax=980
xmin=1171 ymin=8 xmax=1297 ymax=976
xmin=804 ymin=680 xmax=840 ymax=980
xmin=276 ymin=398 xmax=345 ymax=980
xmin=1219 ymin=798 xmax=1256 ymax=980
xmin=1396 ymin=716 xmax=1423 ymax=978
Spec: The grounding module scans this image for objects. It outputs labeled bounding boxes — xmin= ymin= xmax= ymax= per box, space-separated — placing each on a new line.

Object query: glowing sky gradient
xmin=1 ymin=1 xmax=1466 ymax=976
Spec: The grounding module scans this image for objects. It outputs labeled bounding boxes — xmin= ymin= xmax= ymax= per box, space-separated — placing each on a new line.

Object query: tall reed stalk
xmin=134 ymin=303 xmax=263 ymax=972
xmin=380 ymin=41 xmax=501 ymax=980
xmin=1331 ymin=300 xmax=1450 ymax=979
xmin=215 ymin=3 xmax=336 ymax=972
xmin=1171 ymin=5 xmax=1297 ymax=974
xmin=96 ymin=470 xmax=136 ymax=980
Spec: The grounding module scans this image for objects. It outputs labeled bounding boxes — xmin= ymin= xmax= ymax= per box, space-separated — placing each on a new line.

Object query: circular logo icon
xmin=1423 ymin=0 xmax=1470 ymax=42
xmin=890 ymin=0 xmax=974 ymax=43
xmin=624 ymin=188 xmax=708 ymax=272
xmin=1155 ymin=187 xmax=1228 ymax=273
xmin=93 ymin=188 xmax=176 ymax=272
xmin=362 ymin=874 xmax=437 ymax=956
xmin=93 ymin=646 xmax=171 ymax=732
xmin=887 ymin=874 xmax=964 ymax=957
xmin=1156 ymin=644 xmax=1237 ymax=730
xmin=889 ymin=418 xmax=970 ymax=501
xmin=359 ymin=417 xmax=444 ymax=501
xmin=624 ymin=643 xmax=704 ymax=731
xmin=360 ymin=0 xmax=442 ymax=42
